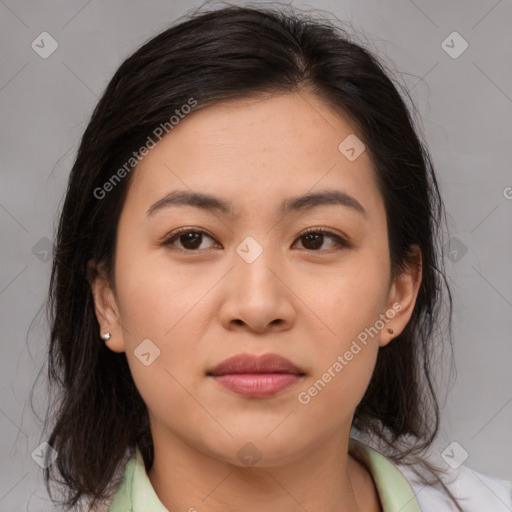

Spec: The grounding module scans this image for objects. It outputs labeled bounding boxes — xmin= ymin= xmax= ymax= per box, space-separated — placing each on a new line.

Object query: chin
xmin=200 ymin=432 xmax=308 ymax=468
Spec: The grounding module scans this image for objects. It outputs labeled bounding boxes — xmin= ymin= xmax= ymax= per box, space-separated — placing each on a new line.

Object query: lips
xmin=207 ymin=353 xmax=305 ymax=377
xmin=207 ymin=353 xmax=306 ymax=398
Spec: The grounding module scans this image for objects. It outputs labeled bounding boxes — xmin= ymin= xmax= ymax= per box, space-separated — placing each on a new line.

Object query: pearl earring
xmin=101 ymin=332 xmax=111 ymax=341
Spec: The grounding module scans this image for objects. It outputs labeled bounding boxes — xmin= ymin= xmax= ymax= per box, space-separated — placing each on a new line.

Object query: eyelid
xmin=159 ymin=226 xmax=218 ymax=249
xmin=294 ymin=227 xmax=351 ymax=250
xmin=160 ymin=226 xmax=351 ymax=252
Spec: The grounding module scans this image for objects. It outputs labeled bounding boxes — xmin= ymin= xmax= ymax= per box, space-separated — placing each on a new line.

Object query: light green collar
xmin=348 ymin=438 xmax=421 ymax=512
xmin=108 ymin=438 xmax=421 ymax=511
xmin=108 ymin=446 xmax=167 ymax=511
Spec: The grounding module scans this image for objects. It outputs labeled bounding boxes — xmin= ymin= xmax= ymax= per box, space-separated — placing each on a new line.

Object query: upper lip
xmin=207 ymin=353 xmax=305 ymax=376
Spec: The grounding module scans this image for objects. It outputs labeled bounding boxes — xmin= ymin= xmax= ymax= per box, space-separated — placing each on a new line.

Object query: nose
xmin=218 ymin=246 xmax=296 ymax=334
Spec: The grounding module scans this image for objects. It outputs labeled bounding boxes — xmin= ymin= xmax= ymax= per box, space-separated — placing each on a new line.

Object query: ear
xmin=87 ymin=259 xmax=126 ymax=353
xmin=379 ymin=245 xmax=422 ymax=347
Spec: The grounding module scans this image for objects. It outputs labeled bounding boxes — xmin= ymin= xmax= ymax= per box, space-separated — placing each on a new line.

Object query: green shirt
xmin=107 ymin=438 xmax=421 ymax=511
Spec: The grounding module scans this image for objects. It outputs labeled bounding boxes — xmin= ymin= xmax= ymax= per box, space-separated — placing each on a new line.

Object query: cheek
xmin=114 ymin=242 xmax=205 ymax=340
xmin=299 ymin=248 xmax=389 ymax=411
xmin=294 ymin=314 xmax=379 ymax=441
xmin=116 ymin=263 xmax=208 ymax=434
xmin=126 ymin=354 xmax=213 ymax=448
xmin=114 ymin=241 xmax=210 ymax=377
xmin=314 ymin=251 xmax=390 ymax=341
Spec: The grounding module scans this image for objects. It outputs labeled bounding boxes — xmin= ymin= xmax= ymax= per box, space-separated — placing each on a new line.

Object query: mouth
xmin=207 ymin=353 xmax=306 ymax=398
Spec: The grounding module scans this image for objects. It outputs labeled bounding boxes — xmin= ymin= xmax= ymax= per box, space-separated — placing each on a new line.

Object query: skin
xmin=90 ymin=90 xmax=422 ymax=512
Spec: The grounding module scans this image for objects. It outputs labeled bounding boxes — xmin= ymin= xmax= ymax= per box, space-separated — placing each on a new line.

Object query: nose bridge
xmin=232 ymin=233 xmax=280 ymax=295
xmin=217 ymin=232 xmax=295 ymax=332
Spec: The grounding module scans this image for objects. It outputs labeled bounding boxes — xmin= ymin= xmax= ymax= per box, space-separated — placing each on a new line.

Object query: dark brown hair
xmin=34 ymin=3 xmax=460 ymax=510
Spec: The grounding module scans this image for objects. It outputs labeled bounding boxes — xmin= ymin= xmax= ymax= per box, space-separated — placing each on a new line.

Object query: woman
xmin=40 ymin=4 xmax=512 ymax=511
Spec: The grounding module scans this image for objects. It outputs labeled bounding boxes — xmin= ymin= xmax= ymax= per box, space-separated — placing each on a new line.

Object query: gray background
xmin=1 ymin=0 xmax=511 ymax=509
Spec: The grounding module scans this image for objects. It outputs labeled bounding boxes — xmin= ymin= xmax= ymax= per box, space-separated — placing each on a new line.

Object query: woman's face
xmin=91 ymin=90 xmax=421 ymax=466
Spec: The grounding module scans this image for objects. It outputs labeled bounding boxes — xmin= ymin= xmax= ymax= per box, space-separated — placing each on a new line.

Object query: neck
xmin=147 ymin=425 xmax=381 ymax=512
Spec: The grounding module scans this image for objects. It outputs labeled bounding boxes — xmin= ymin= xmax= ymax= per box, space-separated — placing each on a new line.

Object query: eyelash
xmin=160 ymin=227 xmax=350 ymax=253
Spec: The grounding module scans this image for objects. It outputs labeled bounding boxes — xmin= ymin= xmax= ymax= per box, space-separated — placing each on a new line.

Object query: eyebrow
xmin=146 ymin=189 xmax=367 ymax=218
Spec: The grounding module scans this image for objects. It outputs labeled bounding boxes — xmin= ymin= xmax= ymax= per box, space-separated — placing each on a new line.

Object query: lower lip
xmin=210 ymin=373 xmax=302 ymax=397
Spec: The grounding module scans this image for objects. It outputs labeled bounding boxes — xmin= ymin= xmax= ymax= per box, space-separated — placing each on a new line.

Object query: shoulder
xmin=349 ymin=436 xmax=512 ymax=512
xmin=395 ymin=459 xmax=512 ymax=512
xmin=106 ymin=446 xmax=169 ymax=511
xmin=103 ymin=449 xmax=138 ymax=511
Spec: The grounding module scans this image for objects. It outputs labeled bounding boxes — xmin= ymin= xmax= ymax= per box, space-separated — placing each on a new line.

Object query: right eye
xmin=160 ymin=228 xmax=220 ymax=252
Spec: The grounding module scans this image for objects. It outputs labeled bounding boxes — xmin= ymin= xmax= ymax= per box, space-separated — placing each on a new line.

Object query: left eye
xmin=161 ymin=228 xmax=348 ymax=252
xmin=293 ymin=229 xmax=348 ymax=251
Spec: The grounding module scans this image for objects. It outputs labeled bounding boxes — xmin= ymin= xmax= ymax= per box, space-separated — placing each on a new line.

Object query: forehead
xmin=121 ymin=91 xmax=383 ymax=220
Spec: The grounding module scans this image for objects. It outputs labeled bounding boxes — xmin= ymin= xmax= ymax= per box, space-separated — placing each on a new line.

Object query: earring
xmin=387 ymin=328 xmax=394 ymax=335
xmin=101 ymin=332 xmax=111 ymax=341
